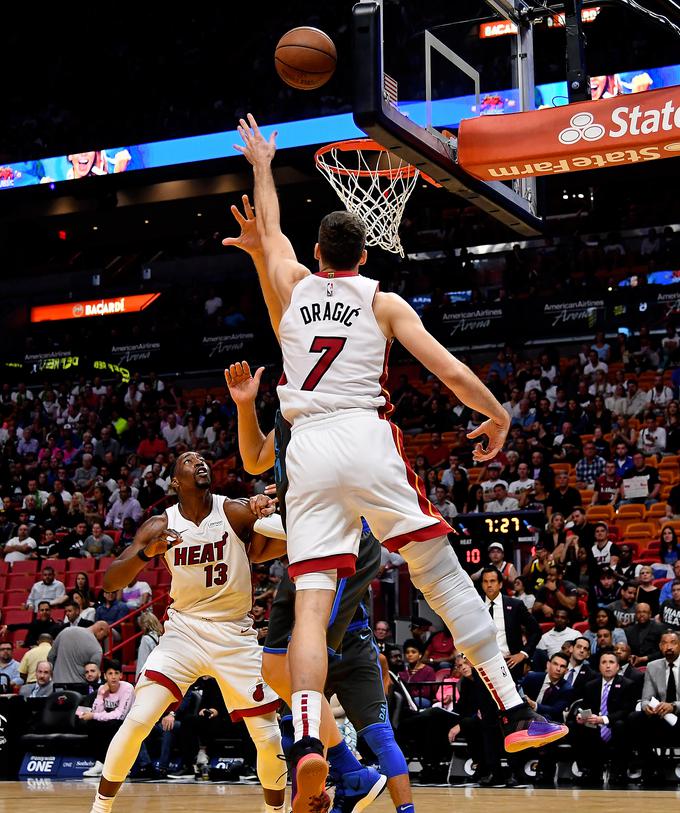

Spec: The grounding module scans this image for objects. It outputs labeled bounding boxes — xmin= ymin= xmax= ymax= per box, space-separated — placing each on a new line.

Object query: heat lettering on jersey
xmin=299 ymin=301 xmax=361 ymax=327
xmin=173 ymin=536 xmax=227 ymax=567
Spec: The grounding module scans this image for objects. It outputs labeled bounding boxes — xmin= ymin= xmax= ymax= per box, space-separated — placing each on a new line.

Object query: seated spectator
xmin=621 ymin=451 xmax=661 ymax=507
xmin=658 ymin=580 xmax=680 ymax=631
xmin=512 ymin=576 xmax=535 ymax=610
xmin=73 ymin=591 xmax=96 ymax=623
xmin=575 ymin=442 xmax=607 ymax=489
xmin=547 ymin=472 xmax=582 ymax=518
xmin=105 ymin=485 xmax=143 ymax=530
xmin=250 ymin=600 xmax=269 ymax=646
xmin=582 ymin=607 xmax=626 ymax=653
xmin=612 ymin=441 xmax=634 ymax=478
xmin=480 ymin=461 xmax=507 ymax=503
xmin=49 ymin=621 xmax=108 ymax=684
xmin=57 ymin=521 xmax=91 ymax=558
xmin=608 ymin=581 xmax=639 ymax=627
xmin=137 ymin=470 xmax=166 ymax=511
xmin=666 ymin=479 xmax=680 ymax=519
xmin=522 ymin=652 xmax=573 ymax=721
xmin=623 ymin=380 xmax=648 ymax=419
xmin=626 ymin=603 xmax=665 ymax=666
xmin=69 ymin=572 xmax=96 ymax=606
xmin=398 ymin=638 xmax=437 ymax=708
xmin=592 ymin=461 xmax=622 ymax=507
xmin=85 ymin=522 xmax=114 ymax=557
xmin=507 ymin=462 xmax=534 ymax=507
xmin=613 ymin=544 xmax=642 ymax=581
xmin=122 ymin=577 xmax=152 ymax=610
xmin=486 ymin=482 xmax=519 ymax=513
xmin=590 ymin=522 xmax=620 ymax=569
xmin=627 ymin=631 xmax=680 ymax=785
xmin=135 ymin=612 xmax=163 ymax=679
xmin=471 ymin=542 xmax=518 ymax=591
xmin=408 ymin=617 xmax=433 ymax=647
xmin=66 ymin=492 xmax=87 ymax=527
xmin=0 ymin=641 xmax=22 ymax=689
xmin=79 ymin=659 xmax=135 ymax=777
xmin=465 ymin=483 xmax=485 ymax=513
xmin=61 ymin=599 xmax=94 ymax=630
xmin=372 ymin=621 xmax=394 ymax=655
xmin=660 ymin=561 xmax=680 ymax=603
xmin=25 ymin=566 xmax=66 ymax=611
xmin=431 ymin=485 xmax=457 ymax=522
xmin=569 ymin=650 xmax=636 ymax=787
xmin=82 ymin=661 xmax=104 ymax=697
xmin=96 ymin=589 xmax=129 ymax=625
xmin=646 ymin=374 xmax=675 ymax=411
xmin=19 ymin=633 xmax=55 ymax=684
xmin=36 ymin=528 xmax=60 ymax=558
xmin=23 ymin=602 xmax=64 ymax=647
xmin=552 ymin=421 xmax=583 ymax=463
xmin=541 ymin=512 xmax=567 ymax=555
xmin=564 ymin=636 xmax=592 ymax=691
xmin=523 ymin=543 xmax=552 ymax=593
xmin=659 ymin=525 xmax=680 ymax=565
xmin=590 ymin=567 xmax=621 ymax=609
xmin=114 ymin=517 xmax=138 ymax=553
xmin=535 ymin=609 xmax=579 ymax=658
xmin=636 ymin=565 xmax=661 ymax=615
xmin=423 ymin=627 xmax=455 ymax=668
xmin=613 ymin=641 xmax=644 ymax=696
xmin=638 ymin=412 xmax=667 ymax=457
xmin=74 ymin=453 xmax=98 ymax=492
xmin=18 ymin=660 xmax=53 ymax=698
xmin=2 ymin=523 xmax=38 ymax=562
xmin=532 ymin=565 xmax=580 ymax=623
xmin=420 ymin=432 xmax=448 ymax=469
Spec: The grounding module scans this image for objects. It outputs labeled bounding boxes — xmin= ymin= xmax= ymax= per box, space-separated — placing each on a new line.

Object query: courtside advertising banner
xmin=458 ymin=85 xmax=680 ymax=179
xmin=31 ymin=293 xmax=160 ymax=323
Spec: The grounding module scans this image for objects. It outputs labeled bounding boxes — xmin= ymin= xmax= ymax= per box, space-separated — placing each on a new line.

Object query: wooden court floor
xmin=2 ymin=782 xmax=680 ymax=813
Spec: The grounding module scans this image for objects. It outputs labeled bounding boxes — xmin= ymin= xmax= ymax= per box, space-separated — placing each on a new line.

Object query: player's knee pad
xmin=401 ymin=536 xmax=497 ymax=662
xmin=360 ymin=722 xmax=408 ymax=779
xmin=243 ymin=712 xmax=286 ymax=791
xmin=294 ymin=569 xmax=338 ymax=591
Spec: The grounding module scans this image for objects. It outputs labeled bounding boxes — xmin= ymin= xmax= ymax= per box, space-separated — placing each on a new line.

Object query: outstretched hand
xmin=225 ymin=361 xmax=264 ymax=405
xmin=222 ymin=194 xmax=261 ymax=255
xmin=467 ymin=416 xmax=510 ymax=462
xmin=234 ymin=114 xmax=277 ymax=166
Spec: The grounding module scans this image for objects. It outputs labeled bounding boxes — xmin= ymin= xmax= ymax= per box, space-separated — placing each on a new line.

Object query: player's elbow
xmin=242 ymin=454 xmax=273 ymax=476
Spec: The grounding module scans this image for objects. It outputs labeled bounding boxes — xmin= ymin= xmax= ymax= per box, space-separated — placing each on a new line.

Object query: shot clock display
xmin=447 ymin=511 xmax=543 ymax=574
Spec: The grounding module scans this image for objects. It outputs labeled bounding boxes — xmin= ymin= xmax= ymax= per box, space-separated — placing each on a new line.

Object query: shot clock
xmin=447 ymin=511 xmax=543 ymax=574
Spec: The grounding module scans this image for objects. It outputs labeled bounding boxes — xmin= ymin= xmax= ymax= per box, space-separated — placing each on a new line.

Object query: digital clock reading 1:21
xmin=484 ymin=517 xmax=521 ymax=533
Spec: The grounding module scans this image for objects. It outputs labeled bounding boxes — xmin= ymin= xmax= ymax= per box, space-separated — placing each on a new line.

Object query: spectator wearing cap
xmin=486 ymin=482 xmax=519 ymax=514
xmin=25 ymin=567 xmax=66 ymax=611
xmin=547 ymin=472 xmax=582 ymax=519
xmin=409 ymin=617 xmax=433 ymax=646
xmin=481 ymin=565 xmax=541 ymax=681
xmin=2 ymin=523 xmax=38 ymax=563
xmin=472 ymin=542 xmax=518 ymax=592
xmin=625 ymin=603 xmax=665 ymax=666
xmin=575 ymin=442 xmax=607 ymax=489
xmin=480 ymin=461 xmax=506 ymax=503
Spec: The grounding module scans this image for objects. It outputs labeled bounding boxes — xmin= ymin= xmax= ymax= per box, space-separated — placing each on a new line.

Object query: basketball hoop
xmin=315 ymin=138 xmax=433 ymax=257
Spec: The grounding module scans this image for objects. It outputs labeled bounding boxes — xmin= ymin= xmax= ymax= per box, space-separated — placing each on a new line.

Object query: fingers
xmin=247 ymin=113 xmax=260 ymax=134
xmin=253 ymin=366 xmax=264 ymax=386
xmin=242 ymin=194 xmax=254 ymax=220
xmin=466 ymin=425 xmax=484 ymax=439
xmin=230 ymin=203 xmax=246 ymax=225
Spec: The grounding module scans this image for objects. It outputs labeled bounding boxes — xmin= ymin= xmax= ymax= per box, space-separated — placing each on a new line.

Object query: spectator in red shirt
xmin=136 ymin=430 xmax=168 ymax=463
xmin=592 ymin=461 xmax=622 ymax=506
xmin=424 ymin=628 xmax=455 ymax=669
xmin=419 ymin=432 xmax=449 ymax=469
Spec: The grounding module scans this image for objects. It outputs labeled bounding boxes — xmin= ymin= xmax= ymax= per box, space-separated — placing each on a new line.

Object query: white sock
xmin=476 ymin=654 xmax=523 ymax=711
xmin=91 ymin=792 xmax=115 ymax=813
xmin=292 ymin=690 xmax=322 ymax=741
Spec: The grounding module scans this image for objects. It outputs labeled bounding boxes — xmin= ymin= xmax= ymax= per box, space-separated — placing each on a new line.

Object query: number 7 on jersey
xmin=301 ymin=336 xmax=347 ymax=391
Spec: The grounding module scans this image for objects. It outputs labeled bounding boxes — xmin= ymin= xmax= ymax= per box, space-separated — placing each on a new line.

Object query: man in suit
xmin=563 ymin=636 xmax=592 ymax=699
xmin=569 ymin=650 xmax=636 ymax=786
xmin=627 ymin=631 xmax=680 ymax=785
xmin=625 ymin=603 xmax=665 ymax=666
xmin=614 ymin=641 xmax=644 ymax=699
xmin=481 ymin=566 xmax=541 ymax=681
xmin=522 ymin=652 xmax=574 ymax=785
xmin=59 ymin=599 xmax=94 ymax=631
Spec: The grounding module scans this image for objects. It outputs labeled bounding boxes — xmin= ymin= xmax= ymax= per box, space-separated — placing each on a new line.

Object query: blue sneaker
xmin=331 ymin=767 xmax=387 ymax=813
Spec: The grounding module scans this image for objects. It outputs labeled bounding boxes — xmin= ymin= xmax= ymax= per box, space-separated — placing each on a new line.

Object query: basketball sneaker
xmin=290 ymin=736 xmax=330 ymax=813
xmin=500 ymin=703 xmax=568 ymax=753
xmin=330 ymin=767 xmax=387 ymax=813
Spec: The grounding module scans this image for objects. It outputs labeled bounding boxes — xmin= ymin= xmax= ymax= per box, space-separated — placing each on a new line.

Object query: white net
xmin=315 ymin=141 xmax=420 ymax=257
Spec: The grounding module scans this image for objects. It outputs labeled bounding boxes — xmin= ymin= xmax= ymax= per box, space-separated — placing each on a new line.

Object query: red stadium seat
xmin=98 ymin=557 xmax=116 ymax=571
xmin=67 ymin=558 xmax=96 ymax=573
xmin=539 ymin=622 xmax=554 ymax=634
xmin=10 ymin=561 xmax=38 ymax=575
xmin=3 ymin=609 xmax=33 ymax=626
xmin=5 ymin=573 xmax=37 ymax=591
xmin=1 ymin=590 xmax=27 ymax=609
xmin=573 ymin=621 xmax=590 ymax=633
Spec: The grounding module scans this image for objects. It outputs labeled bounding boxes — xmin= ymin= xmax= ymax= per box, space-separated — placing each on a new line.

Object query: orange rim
xmin=315 ymin=138 xmax=438 ymax=185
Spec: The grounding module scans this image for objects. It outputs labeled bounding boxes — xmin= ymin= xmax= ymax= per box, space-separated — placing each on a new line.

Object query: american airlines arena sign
xmin=458 ymin=86 xmax=680 ymax=179
xmin=31 ymin=293 xmax=160 ymax=323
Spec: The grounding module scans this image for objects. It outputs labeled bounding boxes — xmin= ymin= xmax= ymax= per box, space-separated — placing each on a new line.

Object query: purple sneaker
xmin=501 ymin=704 xmax=568 ymax=753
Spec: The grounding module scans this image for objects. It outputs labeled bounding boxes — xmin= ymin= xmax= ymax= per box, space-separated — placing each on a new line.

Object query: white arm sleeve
xmin=253 ymin=513 xmax=287 ymax=540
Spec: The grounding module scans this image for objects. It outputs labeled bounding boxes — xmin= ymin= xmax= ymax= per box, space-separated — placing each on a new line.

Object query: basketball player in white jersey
xmin=89 ymin=451 xmax=286 ymax=813
xmin=232 ymin=114 xmax=567 ymax=811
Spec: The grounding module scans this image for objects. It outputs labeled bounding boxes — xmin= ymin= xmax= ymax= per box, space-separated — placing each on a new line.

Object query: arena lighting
xmin=30 ymin=293 xmax=161 ymax=323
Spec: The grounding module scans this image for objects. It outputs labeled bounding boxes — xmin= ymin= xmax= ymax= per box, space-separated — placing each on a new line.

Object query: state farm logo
xmin=72 ymin=304 xmax=84 ymax=317
xmin=559 ymin=112 xmax=606 ymax=145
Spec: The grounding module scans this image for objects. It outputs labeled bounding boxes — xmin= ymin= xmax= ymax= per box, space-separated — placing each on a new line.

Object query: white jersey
xmin=163 ymin=495 xmax=252 ymax=621
xmin=277 ymin=272 xmax=391 ymax=424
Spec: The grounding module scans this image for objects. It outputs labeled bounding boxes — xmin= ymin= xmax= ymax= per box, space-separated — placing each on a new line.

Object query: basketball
xmin=274 ymin=27 xmax=337 ymax=90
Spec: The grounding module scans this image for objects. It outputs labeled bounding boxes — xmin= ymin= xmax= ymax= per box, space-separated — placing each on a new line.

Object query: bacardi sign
xmin=31 ymin=293 xmax=160 ymax=323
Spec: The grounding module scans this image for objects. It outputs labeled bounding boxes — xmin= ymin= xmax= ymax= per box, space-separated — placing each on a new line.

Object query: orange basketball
xmin=274 ymin=27 xmax=337 ymax=91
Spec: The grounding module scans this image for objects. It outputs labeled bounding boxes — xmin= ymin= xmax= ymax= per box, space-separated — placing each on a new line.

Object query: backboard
xmin=352 ymin=0 xmax=543 ymax=236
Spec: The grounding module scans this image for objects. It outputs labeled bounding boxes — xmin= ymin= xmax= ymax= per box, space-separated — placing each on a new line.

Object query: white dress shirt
xmin=486 ymin=597 xmax=510 ymax=657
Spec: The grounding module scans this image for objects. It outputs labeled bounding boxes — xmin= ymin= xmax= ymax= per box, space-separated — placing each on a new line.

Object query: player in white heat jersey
xmin=89 ymin=451 xmax=287 ymax=813
xmin=233 ymin=115 xmax=567 ymax=812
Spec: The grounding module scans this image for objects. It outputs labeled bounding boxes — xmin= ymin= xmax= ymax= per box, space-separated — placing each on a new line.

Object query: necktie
xmin=564 ymin=668 xmax=575 ymax=688
xmin=489 ymin=601 xmax=495 ymax=618
xmin=668 ymin=664 xmax=677 ymax=704
xmin=600 ymin=682 xmax=612 ymax=742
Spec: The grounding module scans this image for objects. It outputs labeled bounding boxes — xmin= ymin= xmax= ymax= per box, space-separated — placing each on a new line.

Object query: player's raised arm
xmin=224 ymin=361 xmax=275 ymax=474
xmin=222 ymin=195 xmax=283 ymax=340
xmin=235 ymin=114 xmax=309 ymax=309
xmin=376 ymin=292 xmax=510 ymax=462
xmin=103 ymin=515 xmax=181 ymax=592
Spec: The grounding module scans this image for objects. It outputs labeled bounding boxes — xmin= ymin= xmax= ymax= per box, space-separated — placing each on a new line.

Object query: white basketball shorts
xmin=142 ymin=608 xmax=279 ymax=720
xmin=284 ymin=409 xmax=452 ymax=580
